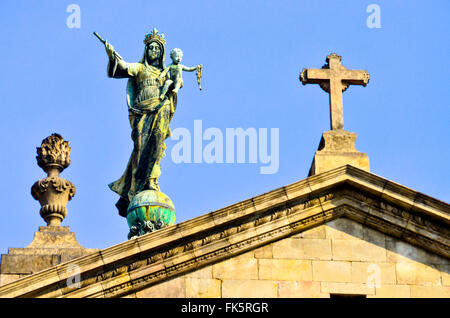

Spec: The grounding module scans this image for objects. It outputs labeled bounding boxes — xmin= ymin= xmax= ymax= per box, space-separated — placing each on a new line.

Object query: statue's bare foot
xmin=172 ymin=89 xmax=178 ymax=96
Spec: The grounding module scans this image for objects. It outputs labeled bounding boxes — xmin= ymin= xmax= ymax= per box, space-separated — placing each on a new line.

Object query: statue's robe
xmin=107 ymin=56 xmax=176 ymax=217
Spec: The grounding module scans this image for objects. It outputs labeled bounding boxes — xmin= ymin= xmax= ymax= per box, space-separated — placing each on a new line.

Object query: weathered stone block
xmin=259 ymin=259 xmax=312 ymax=281
xmin=272 ymin=238 xmax=332 ymax=260
xmin=368 ymin=285 xmax=410 ymax=298
xmin=0 ymin=254 xmax=59 ymax=274
xmin=351 ymin=262 xmax=396 ymax=285
xmin=0 ymin=226 xmax=97 ymax=280
xmin=186 ymin=278 xmax=221 ymax=298
xmin=396 ymin=262 xmax=441 ymax=286
xmin=386 ymin=237 xmax=449 ymax=265
xmin=271 ymin=239 xmax=296 ymax=259
xmin=0 ymin=274 xmax=22 ymax=287
xmin=278 ymin=281 xmax=324 ymax=298
xmin=27 ymin=227 xmax=83 ymax=248
xmin=325 ymin=218 xmax=364 ymax=240
xmin=410 ymin=285 xmax=450 ymax=298
xmin=185 ymin=266 xmax=212 ymax=279
xmin=254 ymin=245 xmax=273 ymax=259
xmin=308 ymin=130 xmax=369 ymax=176
xmin=135 ymin=276 xmax=186 ymax=298
xmin=312 ymin=261 xmax=352 ymax=282
xmin=301 ymin=239 xmax=333 ymax=260
xmin=332 ymin=240 xmax=386 ymax=262
xmin=293 ymin=225 xmax=327 ymax=239
xmin=221 ymin=280 xmax=278 ymax=298
xmin=363 ymin=227 xmax=386 ymax=247
xmin=212 ymin=257 xmax=258 ymax=280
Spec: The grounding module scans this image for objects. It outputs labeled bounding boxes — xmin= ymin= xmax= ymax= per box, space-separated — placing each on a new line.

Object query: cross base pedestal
xmin=308 ymin=130 xmax=369 ymax=176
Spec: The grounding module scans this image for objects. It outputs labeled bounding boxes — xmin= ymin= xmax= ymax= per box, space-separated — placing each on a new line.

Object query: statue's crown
xmin=144 ymin=28 xmax=166 ymax=46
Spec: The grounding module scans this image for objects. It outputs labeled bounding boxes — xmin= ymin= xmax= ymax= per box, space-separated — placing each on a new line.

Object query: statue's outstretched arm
xmin=182 ymin=65 xmax=199 ymax=72
xmin=94 ymin=33 xmax=129 ymax=77
xmin=104 ymin=42 xmax=136 ymax=78
xmin=105 ymin=42 xmax=127 ymax=71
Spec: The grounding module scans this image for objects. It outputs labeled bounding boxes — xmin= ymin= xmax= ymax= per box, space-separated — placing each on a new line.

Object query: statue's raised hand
xmin=105 ymin=41 xmax=115 ymax=59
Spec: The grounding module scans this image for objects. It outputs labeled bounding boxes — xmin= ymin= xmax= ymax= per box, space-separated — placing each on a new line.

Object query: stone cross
xmin=300 ymin=53 xmax=370 ymax=130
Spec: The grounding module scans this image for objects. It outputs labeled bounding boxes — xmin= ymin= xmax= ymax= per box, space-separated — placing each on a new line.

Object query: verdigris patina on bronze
xmin=95 ymin=29 xmax=201 ymax=238
xmin=159 ymin=48 xmax=202 ymax=98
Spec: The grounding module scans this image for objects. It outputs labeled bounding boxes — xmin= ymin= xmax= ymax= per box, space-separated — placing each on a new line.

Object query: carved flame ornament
xmin=31 ymin=134 xmax=76 ymax=226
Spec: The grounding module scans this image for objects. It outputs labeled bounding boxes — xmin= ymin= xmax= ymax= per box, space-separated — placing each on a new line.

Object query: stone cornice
xmin=0 ymin=165 xmax=448 ymax=298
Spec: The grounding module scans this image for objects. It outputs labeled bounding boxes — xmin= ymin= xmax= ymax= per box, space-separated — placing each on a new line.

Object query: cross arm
xmin=300 ymin=68 xmax=331 ymax=85
xmin=340 ymin=69 xmax=370 ymax=86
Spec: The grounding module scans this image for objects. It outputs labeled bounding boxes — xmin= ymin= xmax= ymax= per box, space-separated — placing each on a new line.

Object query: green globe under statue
xmin=126 ymin=190 xmax=176 ymax=239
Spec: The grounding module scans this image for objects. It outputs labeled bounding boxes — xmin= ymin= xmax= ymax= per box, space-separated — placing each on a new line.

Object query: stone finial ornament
xmin=36 ymin=133 xmax=71 ymax=173
xmin=31 ymin=134 xmax=76 ymax=226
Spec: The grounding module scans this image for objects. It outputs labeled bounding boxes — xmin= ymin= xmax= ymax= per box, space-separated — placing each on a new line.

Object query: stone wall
xmin=131 ymin=218 xmax=450 ymax=298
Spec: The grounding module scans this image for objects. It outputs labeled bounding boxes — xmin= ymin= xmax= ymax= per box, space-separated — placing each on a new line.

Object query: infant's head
xmin=170 ymin=48 xmax=183 ymax=64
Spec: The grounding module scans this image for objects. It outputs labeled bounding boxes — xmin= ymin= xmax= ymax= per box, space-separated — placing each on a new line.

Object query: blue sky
xmin=0 ymin=0 xmax=448 ymax=253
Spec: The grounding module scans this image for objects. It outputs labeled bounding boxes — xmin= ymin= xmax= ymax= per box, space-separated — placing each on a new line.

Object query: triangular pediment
xmin=0 ymin=165 xmax=448 ymax=298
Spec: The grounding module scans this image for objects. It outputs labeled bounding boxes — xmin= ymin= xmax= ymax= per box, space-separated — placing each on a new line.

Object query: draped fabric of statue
xmin=107 ymin=40 xmax=177 ymax=217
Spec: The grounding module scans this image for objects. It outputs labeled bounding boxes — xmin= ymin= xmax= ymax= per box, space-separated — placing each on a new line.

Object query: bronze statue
xmin=96 ymin=29 xmax=201 ymax=227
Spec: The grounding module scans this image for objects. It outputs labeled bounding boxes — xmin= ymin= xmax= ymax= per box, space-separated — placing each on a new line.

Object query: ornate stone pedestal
xmin=0 ymin=227 xmax=97 ymax=286
xmin=308 ymin=130 xmax=369 ymax=176
xmin=126 ymin=190 xmax=176 ymax=239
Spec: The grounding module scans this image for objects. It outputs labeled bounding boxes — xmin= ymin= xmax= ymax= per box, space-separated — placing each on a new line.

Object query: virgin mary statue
xmin=104 ymin=29 xmax=176 ymax=217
